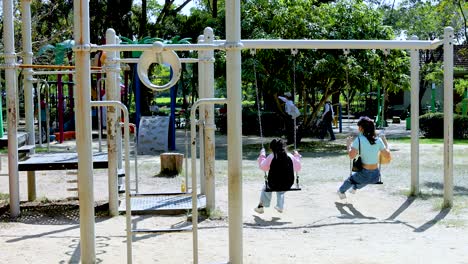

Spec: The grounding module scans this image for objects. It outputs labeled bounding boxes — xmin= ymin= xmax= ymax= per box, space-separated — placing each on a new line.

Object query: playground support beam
xmin=73 ymin=0 xmax=96 ymax=263
xmin=197 ymin=35 xmax=206 ymax=196
xmin=225 ymin=0 xmax=243 ymax=263
xmin=91 ymin=101 xmax=131 ymax=263
xmin=105 ymin=28 xmax=120 ymax=216
xmin=190 ymin=98 xmax=227 ymax=264
xmin=93 ymin=39 xmax=443 ymax=53
xmin=443 ymin=27 xmax=454 ymax=208
xmin=3 ymin=0 xmax=20 ymax=218
xmin=20 ymin=0 xmax=34 ymax=147
xmin=21 ymin=0 xmax=37 ymax=202
xmin=19 ymin=64 xmax=101 ymax=70
xmin=203 ymin=27 xmax=217 ymax=212
xmin=410 ymin=36 xmax=420 ymax=196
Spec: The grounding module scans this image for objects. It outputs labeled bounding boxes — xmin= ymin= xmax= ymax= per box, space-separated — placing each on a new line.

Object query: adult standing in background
xmin=278 ymin=93 xmax=300 ymax=145
xmin=319 ymin=100 xmax=336 ymax=141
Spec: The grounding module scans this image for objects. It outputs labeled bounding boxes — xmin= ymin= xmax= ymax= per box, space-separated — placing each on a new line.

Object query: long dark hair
xmin=357 ymin=116 xmax=376 ymax=144
xmin=270 ymin=138 xmax=288 ymax=160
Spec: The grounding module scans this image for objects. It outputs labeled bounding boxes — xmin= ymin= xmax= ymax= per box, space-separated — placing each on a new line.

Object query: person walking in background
xmin=337 ymin=116 xmax=391 ymax=199
xmin=254 ymin=138 xmax=302 ymax=214
xmin=278 ymin=93 xmax=300 ymax=145
xmin=319 ymin=100 xmax=336 ymax=141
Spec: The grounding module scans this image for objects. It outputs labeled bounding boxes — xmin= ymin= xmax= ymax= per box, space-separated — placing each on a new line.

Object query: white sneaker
xmin=274 ymin=206 xmax=283 ymax=213
xmin=254 ymin=206 xmax=264 ymax=214
xmin=349 ymin=188 xmax=357 ymax=194
xmin=337 ymin=191 xmax=346 ymax=199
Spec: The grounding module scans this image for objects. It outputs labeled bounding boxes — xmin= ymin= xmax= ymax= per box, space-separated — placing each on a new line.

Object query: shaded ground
xmin=0 ymin=121 xmax=468 ymax=263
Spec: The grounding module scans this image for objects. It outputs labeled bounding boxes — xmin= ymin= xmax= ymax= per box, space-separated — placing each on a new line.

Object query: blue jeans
xmin=259 ymin=187 xmax=285 ymax=209
xmin=339 ymin=168 xmax=380 ymax=193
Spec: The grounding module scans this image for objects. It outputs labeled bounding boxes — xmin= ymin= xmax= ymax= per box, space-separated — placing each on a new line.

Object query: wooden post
xmin=160 ymin=153 xmax=184 ymax=176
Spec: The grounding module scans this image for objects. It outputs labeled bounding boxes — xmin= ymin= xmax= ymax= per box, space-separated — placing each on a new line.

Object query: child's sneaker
xmin=337 ymin=191 xmax=346 ymax=199
xmin=274 ymin=206 xmax=283 ymax=213
xmin=254 ymin=206 xmax=264 ymax=214
xmin=349 ymin=188 xmax=357 ymax=194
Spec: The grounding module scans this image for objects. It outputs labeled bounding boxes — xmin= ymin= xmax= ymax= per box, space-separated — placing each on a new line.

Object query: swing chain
xmin=252 ymin=49 xmax=264 ymax=149
xmin=292 ymin=50 xmax=297 ymax=150
xmin=343 ymin=50 xmax=351 ymax=127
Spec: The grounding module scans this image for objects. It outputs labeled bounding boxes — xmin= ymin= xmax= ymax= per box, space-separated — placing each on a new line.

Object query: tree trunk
xmin=160 ymin=153 xmax=184 ymax=176
xmin=139 ymin=0 xmax=147 ymax=38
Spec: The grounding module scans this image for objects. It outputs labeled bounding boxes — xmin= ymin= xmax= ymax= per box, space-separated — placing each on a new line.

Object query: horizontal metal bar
xmin=92 ymin=43 xmax=220 ymax=52
xmin=237 ymin=39 xmax=443 ymax=50
xmin=119 ymin=58 xmax=199 ymax=64
xmin=93 ymin=39 xmax=443 ymax=53
xmin=31 ymin=70 xmax=103 ymax=75
xmin=132 ymin=227 xmax=192 ymax=233
xmin=129 ymin=192 xmax=191 ymax=197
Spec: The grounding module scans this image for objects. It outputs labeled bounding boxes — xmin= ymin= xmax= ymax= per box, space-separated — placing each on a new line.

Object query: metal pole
xmin=96 ymin=78 xmax=105 ymax=152
xmin=39 ymin=80 xmax=51 ymax=151
xmin=92 ymin=39 xmax=443 ymax=53
xmin=105 ymin=28 xmax=119 ymax=216
xmin=116 ymin=37 xmax=124 ymax=193
xmin=197 ymin=35 xmax=206 ymax=195
xmin=73 ymin=0 xmax=96 ymax=262
xmin=4 ymin=0 xmax=20 ymax=217
xmin=203 ymin=27 xmax=217 ymax=212
xmin=443 ymin=27 xmax=454 ymax=208
xmin=410 ymin=36 xmax=420 ymax=196
xmin=21 ymin=0 xmax=35 ymax=149
xmin=21 ymin=0 xmax=37 ymax=204
xmin=91 ymin=101 xmax=131 ymax=263
xmin=190 ymin=98 xmax=227 ymax=264
xmin=22 ymin=0 xmax=37 ymax=201
xmin=226 ymin=0 xmax=243 ymax=262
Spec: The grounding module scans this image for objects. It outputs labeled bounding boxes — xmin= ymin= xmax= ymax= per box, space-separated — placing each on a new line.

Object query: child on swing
xmin=337 ymin=116 xmax=391 ymax=199
xmin=254 ymin=138 xmax=302 ymax=214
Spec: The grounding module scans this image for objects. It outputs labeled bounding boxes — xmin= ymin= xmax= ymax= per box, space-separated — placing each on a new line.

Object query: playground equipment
xmin=1 ymin=1 xmax=456 ymax=264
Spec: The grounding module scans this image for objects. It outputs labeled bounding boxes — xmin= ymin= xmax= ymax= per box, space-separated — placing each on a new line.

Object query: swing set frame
xmin=2 ymin=1 xmax=456 ymax=261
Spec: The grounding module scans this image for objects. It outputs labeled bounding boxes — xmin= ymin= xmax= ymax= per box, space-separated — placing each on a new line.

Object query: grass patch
xmin=399 ymin=189 xmax=441 ymax=200
xmin=392 ymin=138 xmax=468 ymax=145
xmin=432 ymin=198 xmax=468 ymax=214
xmin=200 ymin=207 xmax=226 ymax=220
xmin=439 ymin=219 xmax=466 ymax=228
xmin=243 ymin=141 xmax=345 ymax=155
xmin=0 ymin=193 xmax=9 ymax=200
xmin=36 ymin=196 xmax=51 ymax=203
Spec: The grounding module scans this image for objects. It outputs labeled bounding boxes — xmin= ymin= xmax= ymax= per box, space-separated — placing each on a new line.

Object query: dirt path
xmin=0 ymin=181 xmax=467 ymax=263
xmin=0 ymin=124 xmax=467 ymax=263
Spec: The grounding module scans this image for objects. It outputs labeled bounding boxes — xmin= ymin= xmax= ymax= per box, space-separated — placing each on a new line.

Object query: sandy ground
xmin=1 ymin=124 xmax=468 ymax=264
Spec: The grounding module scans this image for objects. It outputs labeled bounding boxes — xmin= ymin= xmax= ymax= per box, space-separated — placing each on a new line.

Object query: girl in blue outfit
xmin=337 ymin=116 xmax=391 ymax=199
xmin=254 ymin=138 xmax=302 ymax=214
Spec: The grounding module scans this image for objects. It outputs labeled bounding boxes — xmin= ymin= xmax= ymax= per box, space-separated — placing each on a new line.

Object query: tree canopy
xmin=0 ymin=0 xmax=466 ymax=132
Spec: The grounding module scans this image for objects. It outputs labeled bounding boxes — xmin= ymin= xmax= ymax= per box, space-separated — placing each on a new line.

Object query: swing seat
xmin=264 ymin=185 xmax=302 ymax=192
xmin=374 ymin=181 xmax=383 ymax=185
xmin=265 ymin=187 xmax=301 ymax=192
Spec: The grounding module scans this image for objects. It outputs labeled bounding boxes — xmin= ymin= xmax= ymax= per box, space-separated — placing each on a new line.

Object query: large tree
xmin=380 ymin=0 xmax=468 ymax=112
xmin=237 ymin=0 xmax=409 ymax=133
